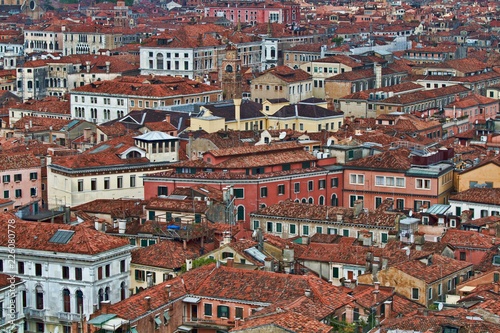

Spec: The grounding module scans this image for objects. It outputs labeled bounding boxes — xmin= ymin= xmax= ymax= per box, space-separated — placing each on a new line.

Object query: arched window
xmin=308 ymin=197 xmax=313 ymax=204
xmin=156 ymin=53 xmax=164 ymax=70
xmin=104 ymin=287 xmax=110 ymax=301
xmin=120 ymin=282 xmax=126 ymax=301
xmin=237 ymin=206 xmax=245 ymax=221
xmin=76 ymin=290 xmax=83 ymax=314
xmin=225 ymin=64 xmax=233 ymax=73
xmin=331 ymin=194 xmax=338 ymax=207
xmin=35 ymin=286 xmax=44 ymax=310
xmin=319 ymin=196 xmax=325 ymax=205
xmin=63 ymin=289 xmax=71 ymax=313
xmin=301 ymin=198 xmax=307 ymax=204
xmin=270 ymin=47 xmax=276 ymax=58
xmin=98 ymin=288 xmax=104 ymax=306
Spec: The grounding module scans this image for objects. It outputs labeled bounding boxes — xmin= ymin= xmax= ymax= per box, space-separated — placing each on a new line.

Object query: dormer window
xmin=126 ymin=151 xmax=141 ymax=159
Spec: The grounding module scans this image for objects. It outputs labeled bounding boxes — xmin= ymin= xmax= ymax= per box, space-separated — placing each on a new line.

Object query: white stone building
xmin=0 ymin=214 xmax=133 ymax=333
xmin=47 ymin=132 xmax=179 ymax=208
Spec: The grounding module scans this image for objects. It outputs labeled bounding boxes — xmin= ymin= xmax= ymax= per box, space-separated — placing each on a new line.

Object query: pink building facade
xmin=205 ymin=3 xmax=301 ymax=25
xmin=0 ymin=153 xmax=42 ymax=208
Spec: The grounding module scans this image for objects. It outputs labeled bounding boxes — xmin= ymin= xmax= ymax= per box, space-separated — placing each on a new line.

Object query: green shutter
xmin=195 ymin=214 xmax=201 ymax=223
xmin=140 ymin=239 xmax=148 ymax=247
xmin=333 ymin=267 xmax=339 ymax=278
xmin=148 ymin=211 xmax=155 ymax=221
xmin=166 ymin=212 xmax=172 ymax=221
xmin=382 ymin=233 xmax=388 ymax=243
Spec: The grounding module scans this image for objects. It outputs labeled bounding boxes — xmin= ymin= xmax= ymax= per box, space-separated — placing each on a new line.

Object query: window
xmin=290 ymin=224 xmax=296 ymax=234
xmin=278 ymin=184 xmax=285 ymax=195
xmin=157 ymin=186 xmax=168 ymax=196
xmin=120 ymin=260 xmax=126 ymax=273
xmin=104 ymin=177 xmax=110 ymax=190
xmin=77 ymin=179 xmax=84 ymax=192
xmin=327 ymin=228 xmax=337 ymax=235
xmin=318 ymin=179 xmax=326 ymax=189
xmin=460 ymin=252 xmax=466 ymax=261
xmin=217 ymin=305 xmax=229 ymax=318
xmin=438 ymin=283 xmax=442 ymax=296
xmin=349 ymin=174 xmax=364 ymax=184
xmin=375 ymin=197 xmax=382 ymax=208
xmin=428 ymin=287 xmax=432 ymax=300
xmin=412 ymin=288 xmax=419 ymax=300
xmin=234 ymin=188 xmax=244 ymax=198
xmin=105 ymin=264 xmax=110 ymax=277
xmin=14 ymin=174 xmax=22 ymax=182
xmin=260 ymin=187 xmax=268 ymax=198
xmin=294 ymin=182 xmax=300 ymax=193
xmin=35 ymin=263 xmax=42 ymax=276
xmin=154 ymin=315 xmax=161 ymax=329
xmin=98 ymin=267 xmax=103 ymax=280
xmin=235 ymin=307 xmax=244 ymax=319
xmin=2 ymin=175 xmax=10 ymax=183
xmin=75 ymin=267 xmax=82 ymax=280
xmin=308 ymin=181 xmax=313 ymax=191
xmin=15 ymin=189 xmax=21 ymax=198
xmin=302 ymin=225 xmax=309 ymax=236
xmin=416 ymin=178 xmax=431 ymax=189
xmin=1 ymin=191 xmax=6 ymax=199
xmin=36 ymin=286 xmax=44 ymax=309
xmin=30 ymin=172 xmax=38 ymax=180
xmin=266 ymin=222 xmax=273 ymax=232
xmin=130 ymin=175 xmax=136 ymax=187
xmin=332 ymin=267 xmax=339 ymax=278
xmin=330 ymin=177 xmax=339 ymax=187
xmin=135 ymin=269 xmax=145 ymax=281
xmin=349 ymin=195 xmax=363 ymax=207
xmin=117 ymin=176 xmax=123 ymax=189
xmin=204 ymin=303 xmax=212 ymax=316
xmin=343 ymin=229 xmax=349 ymax=237
xmin=381 ymin=233 xmax=388 ymax=243
xmin=91 ymin=178 xmax=97 ymax=191
xmin=276 ymin=223 xmax=282 ymax=233
xmin=62 ymin=266 xmax=70 ymax=279
xmin=63 ymin=289 xmax=71 ymax=312
xmin=316 ymin=226 xmax=323 ymax=234
xmin=253 ymin=220 xmax=259 ymax=230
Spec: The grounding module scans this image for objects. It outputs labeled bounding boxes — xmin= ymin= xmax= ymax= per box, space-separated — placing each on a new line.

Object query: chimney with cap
xmin=145 ymin=296 xmax=151 ymax=310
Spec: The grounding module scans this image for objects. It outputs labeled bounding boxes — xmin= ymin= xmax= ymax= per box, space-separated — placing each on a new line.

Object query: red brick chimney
xmin=100 ymin=301 xmax=110 ymax=314
xmin=384 ymin=300 xmax=392 ymax=319
xmin=226 ymin=257 xmax=234 ymax=267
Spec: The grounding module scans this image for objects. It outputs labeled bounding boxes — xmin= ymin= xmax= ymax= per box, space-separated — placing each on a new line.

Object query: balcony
xmin=182 ymin=316 xmax=234 ymax=330
xmin=25 ymin=308 xmax=46 ymax=320
xmin=58 ymin=312 xmax=82 ymax=322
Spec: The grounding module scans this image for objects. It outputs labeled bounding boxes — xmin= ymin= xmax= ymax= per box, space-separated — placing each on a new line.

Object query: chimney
xmin=118 ymin=219 xmax=127 ymax=234
xmin=183 ymin=239 xmax=187 ymax=250
xmin=86 ymin=61 xmax=91 ymax=73
xmin=264 ymin=257 xmax=273 ymax=271
xmin=165 ymin=114 xmax=171 ymax=123
xmin=105 ymin=61 xmax=110 ymax=73
xmin=83 ymin=127 xmax=91 ymax=140
xmin=373 ymin=282 xmax=380 ymax=303
xmin=226 ymin=257 xmax=234 ymax=267
xmin=145 ymin=296 xmax=152 ymax=310
xmin=234 ymin=98 xmax=242 ymax=131
xmin=374 ymin=63 xmax=382 ymax=89
xmin=354 ymin=199 xmax=364 ymax=218
xmin=384 ymin=300 xmax=392 ymax=319
xmin=146 ymin=273 xmax=153 ymax=288
xmin=165 ymin=284 xmax=172 ymax=300
xmin=304 ymin=289 xmax=311 ymax=297
xmin=100 ymin=300 xmax=111 ymax=314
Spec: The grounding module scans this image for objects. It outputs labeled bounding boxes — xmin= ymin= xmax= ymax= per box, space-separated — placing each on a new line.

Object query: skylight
xmin=49 ymin=230 xmax=75 ymax=244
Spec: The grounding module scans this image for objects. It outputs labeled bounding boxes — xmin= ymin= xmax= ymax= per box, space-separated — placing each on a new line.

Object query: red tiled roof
xmin=0 ymin=152 xmax=40 ymax=171
xmin=394 ymin=254 xmax=473 ymax=283
xmin=441 ymin=229 xmax=500 ymax=249
xmin=131 ymin=240 xmax=199 ymax=269
xmin=449 ymin=188 xmax=500 ymax=206
xmin=0 ymin=213 xmax=130 ymax=255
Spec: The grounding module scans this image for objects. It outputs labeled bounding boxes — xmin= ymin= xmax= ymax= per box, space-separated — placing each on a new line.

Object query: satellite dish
xmin=437 ymin=302 xmax=444 ymax=311
xmin=327 ymin=138 xmax=332 ymax=146
xmin=278 ymin=132 xmax=286 ymax=140
xmin=409 ymin=210 xmax=413 ymax=217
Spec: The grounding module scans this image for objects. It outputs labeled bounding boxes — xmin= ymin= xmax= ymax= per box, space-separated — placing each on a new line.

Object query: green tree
xmin=180 ymin=257 xmax=216 ymax=273
xmin=332 ymin=37 xmax=344 ymax=47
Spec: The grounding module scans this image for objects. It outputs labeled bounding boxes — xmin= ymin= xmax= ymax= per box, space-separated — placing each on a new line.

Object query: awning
xmin=163 ymin=311 xmax=170 ymax=321
xmin=182 ymin=296 xmax=201 ymax=304
xmin=88 ymin=314 xmax=117 ymax=325
xmin=176 ymin=326 xmax=193 ymax=332
xmin=154 ymin=317 xmax=162 ymax=326
xmin=102 ymin=318 xmax=127 ymax=331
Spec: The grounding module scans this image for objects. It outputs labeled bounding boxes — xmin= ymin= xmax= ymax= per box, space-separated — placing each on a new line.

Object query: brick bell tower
xmin=221 ymin=44 xmax=242 ymax=100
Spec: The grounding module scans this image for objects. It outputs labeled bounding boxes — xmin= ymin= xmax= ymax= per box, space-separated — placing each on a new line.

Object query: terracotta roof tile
xmin=0 ymin=152 xmax=40 ymax=170
xmin=0 ymin=213 xmax=130 ymax=255
xmin=449 ymin=188 xmax=500 ymax=206
xmin=131 ymin=240 xmax=199 ymax=269
xmin=441 ymin=229 xmax=500 ymax=249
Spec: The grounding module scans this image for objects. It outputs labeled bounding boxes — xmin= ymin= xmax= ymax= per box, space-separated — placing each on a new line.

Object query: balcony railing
xmin=182 ymin=316 xmax=235 ymax=329
xmin=58 ymin=312 xmax=82 ymax=322
xmin=25 ymin=308 xmax=46 ymax=319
